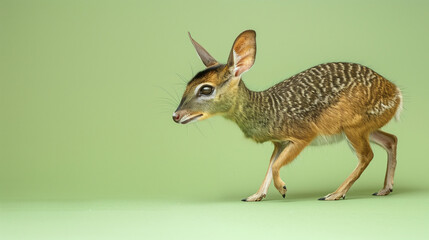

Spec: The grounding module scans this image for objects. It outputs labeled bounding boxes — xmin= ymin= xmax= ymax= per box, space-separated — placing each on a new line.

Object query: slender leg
xmin=369 ymin=130 xmax=398 ymax=196
xmin=320 ymin=130 xmax=374 ymax=200
xmin=272 ymin=140 xmax=310 ymax=198
xmin=242 ymin=142 xmax=287 ymax=202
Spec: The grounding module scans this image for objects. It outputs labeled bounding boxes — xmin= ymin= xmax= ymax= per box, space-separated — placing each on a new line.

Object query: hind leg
xmin=320 ymin=130 xmax=374 ymax=200
xmin=369 ymin=130 xmax=398 ymax=196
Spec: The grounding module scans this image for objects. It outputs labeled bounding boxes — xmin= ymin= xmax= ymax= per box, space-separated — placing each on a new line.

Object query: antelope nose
xmin=172 ymin=112 xmax=180 ymax=123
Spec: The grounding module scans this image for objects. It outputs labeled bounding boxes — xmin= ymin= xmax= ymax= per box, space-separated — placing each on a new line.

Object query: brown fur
xmin=173 ymin=30 xmax=402 ymax=201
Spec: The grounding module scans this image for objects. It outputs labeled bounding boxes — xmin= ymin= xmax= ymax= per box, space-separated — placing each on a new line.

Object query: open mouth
xmin=180 ymin=114 xmax=203 ymax=124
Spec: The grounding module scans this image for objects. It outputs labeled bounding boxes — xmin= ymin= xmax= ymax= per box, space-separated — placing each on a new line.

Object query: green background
xmin=1 ymin=0 xmax=428 ymax=239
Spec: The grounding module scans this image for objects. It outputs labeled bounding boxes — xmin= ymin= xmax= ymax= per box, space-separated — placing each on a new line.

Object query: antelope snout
xmin=172 ymin=112 xmax=181 ymax=123
xmin=172 ymin=110 xmax=204 ymax=124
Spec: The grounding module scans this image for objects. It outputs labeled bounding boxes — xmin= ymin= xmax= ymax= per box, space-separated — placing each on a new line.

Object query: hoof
xmin=373 ymin=188 xmax=393 ymax=196
xmin=242 ymin=193 xmax=266 ymax=202
xmin=319 ymin=192 xmax=346 ymax=200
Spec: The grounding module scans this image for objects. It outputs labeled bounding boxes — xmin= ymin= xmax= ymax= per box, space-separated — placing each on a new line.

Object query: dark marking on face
xmin=188 ymin=65 xmax=224 ymax=85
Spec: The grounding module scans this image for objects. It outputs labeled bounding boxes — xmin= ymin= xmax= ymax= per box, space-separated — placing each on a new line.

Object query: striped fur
xmin=173 ymin=30 xmax=401 ymax=201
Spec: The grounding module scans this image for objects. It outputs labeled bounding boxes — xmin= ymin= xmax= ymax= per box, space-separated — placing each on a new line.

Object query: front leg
xmin=272 ymin=140 xmax=310 ymax=198
xmin=242 ymin=142 xmax=286 ymax=202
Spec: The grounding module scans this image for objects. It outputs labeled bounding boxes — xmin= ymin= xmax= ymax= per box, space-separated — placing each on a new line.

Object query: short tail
xmin=394 ymin=87 xmax=403 ymax=121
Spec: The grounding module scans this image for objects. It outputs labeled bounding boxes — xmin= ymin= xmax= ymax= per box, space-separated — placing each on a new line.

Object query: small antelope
xmin=173 ymin=30 xmax=402 ymax=201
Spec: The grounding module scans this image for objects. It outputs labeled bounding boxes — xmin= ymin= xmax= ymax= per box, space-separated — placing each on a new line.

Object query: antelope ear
xmin=188 ymin=32 xmax=218 ymax=68
xmin=227 ymin=30 xmax=256 ymax=78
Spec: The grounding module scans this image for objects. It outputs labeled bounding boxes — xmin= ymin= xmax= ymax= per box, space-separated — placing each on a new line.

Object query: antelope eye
xmin=199 ymin=85 xmax=214 ymax=96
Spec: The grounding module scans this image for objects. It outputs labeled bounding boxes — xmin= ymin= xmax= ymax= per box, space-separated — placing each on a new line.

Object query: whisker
xmin=175 ymin=73 xmax=188 ymax=84
xmin=157 ymin=106 xmax=175 ymax=113
xmin=155 ymin=85 xmax=180 ymax=103
xmin=173 ymin=89 xmax=181 ymax=102
xmin=158 ymin=109 xmax=174 ymax=115
xmin=152 ymin=100 xmax=176 ymax=114
xmin=157 ymin=97 xmax=177 ymax=106
xmin=173 ymin=82 xmax=185 ymax=86
xmin=193 ymin=123 xmax=205 ymax=137
xmin=207 ymin=120 xmax=214 ymax=131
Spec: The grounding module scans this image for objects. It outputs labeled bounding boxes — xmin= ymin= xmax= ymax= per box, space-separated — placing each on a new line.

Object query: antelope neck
xmin=225 ymin=80 xmax=277 ymax=142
